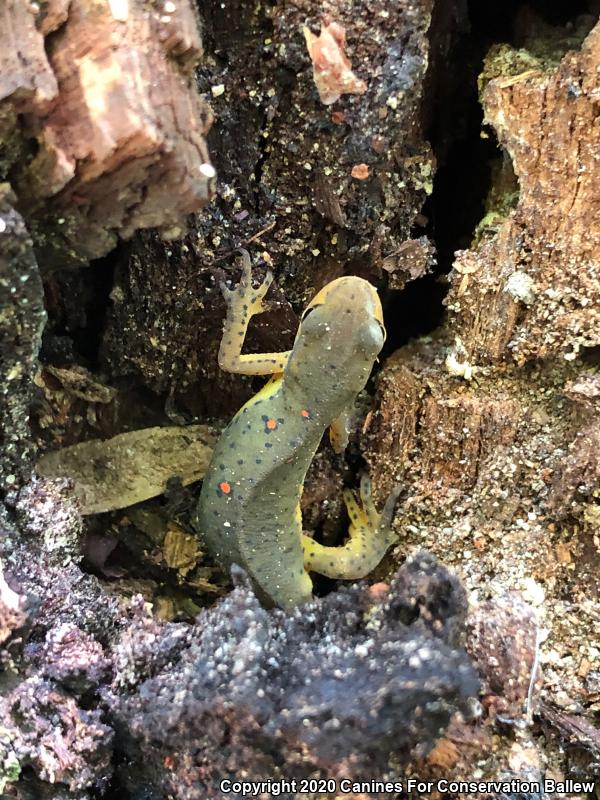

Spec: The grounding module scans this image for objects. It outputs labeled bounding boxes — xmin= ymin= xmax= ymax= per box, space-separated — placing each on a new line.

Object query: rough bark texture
xmin=0 ymin=0 xmax=214 ymax=267
xmin=0 ymin=187 xmax=46 ymax=495
xmin=101 ymin=0 xmax=442 ymax=420
xmin=364 ymin=17 xmax=600 ymax=790
xmin=0 ymin=1 xmax=599 ymax=799
xmin=446 ymin=17 xmax=600 ymax=366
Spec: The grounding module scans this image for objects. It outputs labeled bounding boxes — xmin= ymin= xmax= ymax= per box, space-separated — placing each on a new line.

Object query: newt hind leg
xmin=301 ymin=475 xmax=401 ymax=580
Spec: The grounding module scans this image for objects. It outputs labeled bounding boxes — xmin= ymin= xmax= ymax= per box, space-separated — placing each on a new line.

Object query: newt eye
xmin=358 ymin=318 xmax=385 ymax=355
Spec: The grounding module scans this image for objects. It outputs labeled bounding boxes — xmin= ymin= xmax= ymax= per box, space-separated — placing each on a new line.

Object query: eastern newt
xmin=194 ymin=251 xmax=399 ymax=609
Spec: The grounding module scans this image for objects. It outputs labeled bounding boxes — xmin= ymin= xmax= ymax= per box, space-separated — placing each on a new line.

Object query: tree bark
xmin=0 ymin=2 xmax=599 ymax=798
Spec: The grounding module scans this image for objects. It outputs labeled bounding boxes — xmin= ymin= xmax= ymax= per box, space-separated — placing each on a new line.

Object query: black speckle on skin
xmin=256 ymin=459 xmax=262 ymax=464
xmin=237 ymin=459 xmax=244 ymax=465
xmin=265 ymin=442 xmax=273 ymax=448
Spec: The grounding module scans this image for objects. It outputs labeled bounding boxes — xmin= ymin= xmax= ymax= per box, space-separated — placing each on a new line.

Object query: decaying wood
xmin=0 ymin=0 xmax=214 ymax=266
xmin=101 ymin=0 xmax=443 ymax=422
xmin=0 ymin=186 xmax=46 ymax=494
xmin=446 ymin=20 xmax=600 ymax=366
xmin=1 ymin=2 xmax=599 ymax=797
xmin=365 ymin=348 xmax=522 ymax=498
xmin=363 ymin=19 xmax=600 ymax=790
xmin=540 ymin=701 xmax=600 ymax=766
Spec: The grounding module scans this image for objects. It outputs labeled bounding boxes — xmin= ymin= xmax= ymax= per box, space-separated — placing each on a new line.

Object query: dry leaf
xmin=163 ymin=523 xmax=200 ymax=575
xmin=37 ymin=425 xmax=216 ymax=514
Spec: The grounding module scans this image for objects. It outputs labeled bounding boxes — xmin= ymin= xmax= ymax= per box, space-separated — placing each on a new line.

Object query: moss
xmin=478 ymin=16 xmax=595 ymax=95
xmin=0 ymin=749 xmax=21 ymax=792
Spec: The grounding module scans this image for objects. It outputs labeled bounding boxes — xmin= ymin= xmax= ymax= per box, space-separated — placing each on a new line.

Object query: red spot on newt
xmin=262 ymin=414 xmax=281 ymax=433
xmin=218 ymin=481 xmax=232 ymax=495
xmin=301 ymin=409 xmax=310 ymax=418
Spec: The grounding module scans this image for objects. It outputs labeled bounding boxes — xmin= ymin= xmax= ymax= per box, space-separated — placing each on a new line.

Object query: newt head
xmin=284 ymin=276 xmax=386 ymax=409
xmin=308 ymin=275 xmax=385 ymax=332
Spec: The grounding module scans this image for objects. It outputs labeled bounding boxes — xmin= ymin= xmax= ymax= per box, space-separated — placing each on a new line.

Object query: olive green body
xmin=194 ymin=277 xmax=385 ymax=608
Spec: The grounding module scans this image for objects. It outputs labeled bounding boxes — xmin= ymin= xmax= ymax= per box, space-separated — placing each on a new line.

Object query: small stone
xmin=199 ymin=163 xmax=216 ymax=179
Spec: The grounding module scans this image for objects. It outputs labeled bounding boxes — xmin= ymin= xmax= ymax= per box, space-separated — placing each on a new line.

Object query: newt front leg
xmin=218 ymin=249 xmax=291 ymax=376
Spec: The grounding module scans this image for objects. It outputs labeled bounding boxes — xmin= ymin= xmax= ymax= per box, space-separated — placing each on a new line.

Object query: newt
xmin=194 ymin=251 xmax=399 ymax=609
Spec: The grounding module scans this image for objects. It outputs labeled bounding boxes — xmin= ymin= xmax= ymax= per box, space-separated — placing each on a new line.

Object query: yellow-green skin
xmin=194 ymin=259 xmax=397 ymax=609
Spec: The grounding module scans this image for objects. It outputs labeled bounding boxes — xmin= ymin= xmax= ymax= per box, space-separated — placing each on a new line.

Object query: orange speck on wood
xmin=351 ymin=163 xmax=369 ymax=180
xmin=473 ymin=534 xmax=486 ymax=550
xmin=426 ymin=737 xmax=459 ymax=769
xmin=367 ymin=582 xmax=389 ymax=602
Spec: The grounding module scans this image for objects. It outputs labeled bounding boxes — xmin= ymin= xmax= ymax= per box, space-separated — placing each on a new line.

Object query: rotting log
xmin=1 ymin=3 xmax=599 ymax=799
xmin=446 ymin=19 xmax=600 ymax=367
xmin=101 ymin=0 xmax=452 ymax=422
xmin=0 ymin=0 xmax=214 ymax=267
xmin=364 ymin=19 xmax=600 ymax=788
xmin=0 ymin=186 xmax=46 ymax=495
